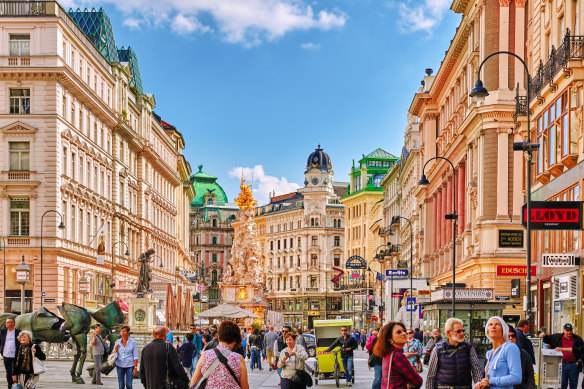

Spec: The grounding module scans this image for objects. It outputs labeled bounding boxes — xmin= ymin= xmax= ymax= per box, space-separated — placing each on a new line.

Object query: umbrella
xmin=196 ymin=303 xmax=260 ymax=319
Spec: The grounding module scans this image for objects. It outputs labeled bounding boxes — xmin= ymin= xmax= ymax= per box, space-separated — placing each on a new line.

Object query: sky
xmin=61 ymin=0 xmax=462 ymax=204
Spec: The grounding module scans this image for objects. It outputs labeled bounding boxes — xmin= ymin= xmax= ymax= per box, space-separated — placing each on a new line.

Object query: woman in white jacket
xmin=277 ymin=333 xmax=309 ymax=389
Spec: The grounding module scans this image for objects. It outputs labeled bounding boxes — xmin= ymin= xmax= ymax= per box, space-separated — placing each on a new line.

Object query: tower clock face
xmin=311 ymin=177 xmax=319 ymax=185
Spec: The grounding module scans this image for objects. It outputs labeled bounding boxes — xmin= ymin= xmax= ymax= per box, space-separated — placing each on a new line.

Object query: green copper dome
xmin=190 ymin=165 xmax=228 ymax=207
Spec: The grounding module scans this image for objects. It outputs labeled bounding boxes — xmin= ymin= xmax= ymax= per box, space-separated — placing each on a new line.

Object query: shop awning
xmin=156 ymin=311 xmax=166 ymax=322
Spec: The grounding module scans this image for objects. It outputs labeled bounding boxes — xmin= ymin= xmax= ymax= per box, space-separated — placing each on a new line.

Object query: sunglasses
xmin=509 ymin=334 xmax=516 ymax=338
xmin=395 ymin=329 xmax=406 ymax=335
xmin=453 ymin=329 xmax=465 ymax=334
xmin=406 ymin=331 xmax=414 ymax=334
xmin=282 ymin=330 xmax=289 ymax=333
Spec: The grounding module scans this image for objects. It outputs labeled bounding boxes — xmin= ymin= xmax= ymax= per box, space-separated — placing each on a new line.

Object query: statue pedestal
xmin=220 ymin=284 xmax=267 ymax=325
xmin=127 ymin=298 xmax=158 ymax=332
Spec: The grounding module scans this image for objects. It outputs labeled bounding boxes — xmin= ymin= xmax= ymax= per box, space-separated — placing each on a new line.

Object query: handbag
xmin=32 ymin=345 xmax=47 ymax=375
xmin=291 ymin=369 xmax=313 ymax=387
xmin=107 ymin=352 xmax=117 ymax=364
xmin=189 ymin=352 xmax=220 ymax=389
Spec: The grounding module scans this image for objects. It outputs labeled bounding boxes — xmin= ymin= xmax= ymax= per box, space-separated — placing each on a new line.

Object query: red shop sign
xmin=496 ymin=265 xmax=536 ymax=277
xmin=522 ymin=201 xmax=583 ymax=230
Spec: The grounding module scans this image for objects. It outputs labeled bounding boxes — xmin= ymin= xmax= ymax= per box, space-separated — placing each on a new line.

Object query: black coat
xmin=515 ymin=348 xmax=536 ymax=389
xmin=516 ymin=329 xmax=535 ymax=364
xmin=542 ymin=333 xmax=584 ymax=360
xmin=14 ymin=344 xmax=46 ymax=375
xmin=327 ymin=335 xmax=358 ymax=358
xmin=0 ymin=328 xmax=21 ymax=357
xmin=140 ymin=339 xmax=189 ymax=389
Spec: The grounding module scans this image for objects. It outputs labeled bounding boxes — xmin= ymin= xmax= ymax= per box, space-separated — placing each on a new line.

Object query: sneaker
xmin=346 ymin=383 xmax=352 ymax=387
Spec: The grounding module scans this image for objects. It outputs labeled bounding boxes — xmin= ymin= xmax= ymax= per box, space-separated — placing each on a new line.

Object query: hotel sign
xmin=522 ymin=201 xmax=583 ymax=230
xmin=346 ymin=255 xmax=367 ymax=269
xmin=542 ymin=253 xmax=578 ymax=267
xmin=497 ymin=265 xmax=536 ymax=277
xmin=499 ymin=230 xmax=524 ymax=248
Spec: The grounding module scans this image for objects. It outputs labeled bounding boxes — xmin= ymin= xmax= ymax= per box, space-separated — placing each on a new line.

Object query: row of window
xmin=268 ymin=235 xmax=341 ymax=251
xmin=347 ymin=203 xmax=366 ymax=219
xmin=269 ymin=298 xmax=341 ymax=312
xmin=348 ymin=225 xmax=366 ymax=240
xmin=268 ymin=274 xmax=321 ymax=291
xmin=62 ymin=91 xmax=112 ymax=153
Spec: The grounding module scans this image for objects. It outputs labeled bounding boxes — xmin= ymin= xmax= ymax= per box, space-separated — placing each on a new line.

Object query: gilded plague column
xmin=220 ymin=178 xmax=267 ymax=319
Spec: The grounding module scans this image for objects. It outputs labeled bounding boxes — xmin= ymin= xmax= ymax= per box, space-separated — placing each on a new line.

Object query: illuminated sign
xmin=496 ymin=265 xmax=536 ymax=277
xmin=522 ymin=201 xmax=583 ymax=230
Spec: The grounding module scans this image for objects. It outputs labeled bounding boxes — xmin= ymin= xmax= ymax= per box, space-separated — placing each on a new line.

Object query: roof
xmin=190 ymin=165 xmax=229 ymax=206
xmin=305 ymin=145 xmax=333 ymax=173
xmin=364 ymin=148 xmax=397 ymax=160
xmin=118 ymin=46 xmax=144 ymax=94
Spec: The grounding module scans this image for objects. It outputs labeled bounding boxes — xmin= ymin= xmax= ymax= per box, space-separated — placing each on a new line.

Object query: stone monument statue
xmin=135 ymin=248 xmax=155 ymax=294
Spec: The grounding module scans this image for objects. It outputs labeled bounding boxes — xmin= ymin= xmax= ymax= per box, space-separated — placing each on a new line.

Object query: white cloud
xmin=74 ymin=0 xmax=347 ymax=46
xmin=300 ymin=42 xmax=320 ymax=50
xmin=229 ymin=165 xmax=300 ymax=205
xmin=171 ymin=14 xmax=211 ymax=35
xmin=397 ymin=0 xmax=450 ymax=33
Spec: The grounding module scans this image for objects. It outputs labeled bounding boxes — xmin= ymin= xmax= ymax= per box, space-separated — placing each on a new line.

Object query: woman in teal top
xmin=475 ymin=316 xmax=522 ymax=389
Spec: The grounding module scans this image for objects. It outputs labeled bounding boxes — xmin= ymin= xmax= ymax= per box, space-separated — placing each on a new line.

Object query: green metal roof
xmin=68 ymin=8 xmax=119 ymax=63
xmin=362 ymin=148 xmax=397 ymax=161
xmin=118 ymin=46 xmax=144 ymax=94
xmin=190 ymin=165 xmax=229 ymax=206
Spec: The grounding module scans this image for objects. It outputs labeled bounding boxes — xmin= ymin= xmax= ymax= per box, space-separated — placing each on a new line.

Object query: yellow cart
xmin=312 ymin=319 xmax=354 ymax=387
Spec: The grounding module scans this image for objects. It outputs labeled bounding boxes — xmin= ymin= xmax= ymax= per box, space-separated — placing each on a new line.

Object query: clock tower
xmin=300 ymin=145 xmax=334 ymax=194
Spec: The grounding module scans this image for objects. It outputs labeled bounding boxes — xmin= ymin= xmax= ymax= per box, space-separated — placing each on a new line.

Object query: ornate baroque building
xmin=260 ymin=146 xmax=347 ymax=329
xmin=0 ymin=3 xmax=193 ymax=313
xmin=189 ymin=165 xmax=239 ymax=308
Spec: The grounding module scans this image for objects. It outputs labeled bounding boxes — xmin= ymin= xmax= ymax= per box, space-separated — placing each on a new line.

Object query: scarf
xmin=16 ymin=343 xmax=33 ymax=373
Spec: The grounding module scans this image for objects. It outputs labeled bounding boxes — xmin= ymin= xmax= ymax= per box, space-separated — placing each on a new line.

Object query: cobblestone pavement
xmin=0 ymin=348 xmax=428 ymax=388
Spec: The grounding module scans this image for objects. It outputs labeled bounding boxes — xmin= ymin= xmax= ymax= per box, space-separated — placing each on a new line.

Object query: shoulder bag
xmin=165 ymin=343 xmax=189 ymax=389
xmin=189 ymin=351 xmax=221 ymax=389
xmin=289 ymin=347 xmax=313 ymax=388
xmin=32 ymin=345 xmax=47 ymax=375
xmin=212 ymin=348 xmax=240 ymax=386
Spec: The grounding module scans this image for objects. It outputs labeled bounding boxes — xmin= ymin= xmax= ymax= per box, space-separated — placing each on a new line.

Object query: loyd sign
xmin=542 ymin=253 xmax=577 ymax=267
xmin=522 ymin=201 xmax=583 ymax=230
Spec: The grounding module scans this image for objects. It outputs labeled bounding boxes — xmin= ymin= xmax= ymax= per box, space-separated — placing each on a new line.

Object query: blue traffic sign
xmin=41 ymin=291 xmax=46 ymax=297
xmin=406 ymin=297 xmax=417 ymax=311
xmin=386 ymin=269 xmax=408 ymax=277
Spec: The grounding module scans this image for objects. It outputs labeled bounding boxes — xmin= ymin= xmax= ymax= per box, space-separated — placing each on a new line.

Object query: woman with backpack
xmin=366 ymin=330 xmax=383 ymax=389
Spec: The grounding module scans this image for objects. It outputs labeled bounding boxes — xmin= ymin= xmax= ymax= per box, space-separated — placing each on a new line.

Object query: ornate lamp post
xmin=40 ymin=210 xmax=65 ymax=305
xmin=110 ymin=241 xmax=130 ymax=301
xmin=389 ymin=216 xmax=414 ymax=326
xmin=470 ymin=51 xmax=539 ymax=320
xmin=0 ymin=237 xmax=6 ymax=312
xmin=15 ymin=255 xmax=30 ymax=314
xmin=373 ymin=242 xmax=393 ymax=323
xmin=419 ymin=157 xmax=457 ymax=316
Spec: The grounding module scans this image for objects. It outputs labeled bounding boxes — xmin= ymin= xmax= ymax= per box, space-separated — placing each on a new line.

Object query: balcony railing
xmin=0 ymin=1 xmax=47 ymax=16
xmin=514 ymin=92 xmax=528 ymax=123
xmin=530 ymin=30 xmax=584 ymax=98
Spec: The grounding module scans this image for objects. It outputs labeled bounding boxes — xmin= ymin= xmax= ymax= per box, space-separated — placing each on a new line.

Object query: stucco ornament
xmin=221 ymin=177 xmax=265 ymax=301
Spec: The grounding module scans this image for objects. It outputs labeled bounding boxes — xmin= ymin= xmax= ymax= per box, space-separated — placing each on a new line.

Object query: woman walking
xmin=404 ymin=329 xmax=423 ymax=371
xmin=190 ymin=320 xmax=249 ymax=389
xmin=475 ymin=316 xmax=522 ymax=389
xmin=113 ymin=325 xmax=139 ymax=389
xmin=373 ymin=321 xmax=422 ymax=389
xmin=12 ymin=331 xmax=46 ymax=389
xmin=360 ymin=330 xmax=367 ymax=350
xmin=277 ymin=333 xmax=309 ymax=389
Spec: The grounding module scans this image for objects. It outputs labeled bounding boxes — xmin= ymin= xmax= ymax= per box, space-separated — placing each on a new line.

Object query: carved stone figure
xmin=135 ymin=248 xmax=155 ymax=294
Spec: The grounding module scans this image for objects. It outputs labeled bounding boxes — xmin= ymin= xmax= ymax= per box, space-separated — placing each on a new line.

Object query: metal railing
xmin=0 ymin=1 xmax=47 ymax=16
xmin=530 ymin=30 xmax=584 ymax=98
xmin=514 ymin=92 xmax=528 ymax=123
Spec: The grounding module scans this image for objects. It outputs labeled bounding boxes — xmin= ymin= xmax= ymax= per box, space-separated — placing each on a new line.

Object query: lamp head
xmin=418 ymin=174 xmax=430 ymax=186
xmin=124 ymin=250 xmax=130 ymax=256
xmin=388 ymin=228 xmax=395 ymax=236
xmin=374 ymin=253 xmax=379 ymax=259
xmin=391 ymin=216 xmax=400 ymax=225
xmin=470 ymin=79 xmax=489 ymax=103
xmin=58 ymin=222 xmax=66 ymax=229
xmin=159 ymin=261 xmax=164 ymax=268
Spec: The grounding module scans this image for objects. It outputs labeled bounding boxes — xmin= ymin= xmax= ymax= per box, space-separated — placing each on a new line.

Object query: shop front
xmin=424 ymin=289 xmax=507 ymax=361
xmin=551 ymin=271 xmax=579 ymax=333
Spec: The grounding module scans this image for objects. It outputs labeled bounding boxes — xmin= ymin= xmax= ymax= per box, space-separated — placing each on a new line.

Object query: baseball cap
xmin=564 ymin=323 xmax=573 ymax=331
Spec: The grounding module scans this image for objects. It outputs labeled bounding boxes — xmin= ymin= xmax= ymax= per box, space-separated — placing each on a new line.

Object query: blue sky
xmin=64 ymin=0 xmax=462 ymax=204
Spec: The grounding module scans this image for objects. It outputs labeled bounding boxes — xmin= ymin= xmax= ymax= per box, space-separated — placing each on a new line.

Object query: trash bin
xmin=539 ymin=348 xmax=563 ymax=388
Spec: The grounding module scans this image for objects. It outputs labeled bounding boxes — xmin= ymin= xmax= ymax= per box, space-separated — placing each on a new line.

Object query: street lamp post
xmin=15 ymin=255 xmax=30 ymax=314
xmin=110 ymin=241 xmax=130 ymax=301
xmin=40 ymin=210 xmax=65 ymax=306
xmin=469 ymin=51 xmax=539 ymax=320
xmin=419 ymin=158 xmax=457 ymax=316
xmin=389 ymin=216 xmax=414 ymax=326
xmin=374 ymin=243 xmax=393 ymax=324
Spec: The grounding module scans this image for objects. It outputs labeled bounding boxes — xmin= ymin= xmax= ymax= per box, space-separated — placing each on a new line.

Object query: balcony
xmin=7 ymin=57 xmax=30 ymax=66
xmin=7 ymin=171 xmax=30 ymax=180
xmin=0 ymin=1 xmax=48 ymax=15
xmin=530 ymin=30 xmax=584 ymax=98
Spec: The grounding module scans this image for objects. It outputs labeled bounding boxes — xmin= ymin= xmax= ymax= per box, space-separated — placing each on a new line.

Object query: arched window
xmin=207 ymin=198 xmax=214 ymax=205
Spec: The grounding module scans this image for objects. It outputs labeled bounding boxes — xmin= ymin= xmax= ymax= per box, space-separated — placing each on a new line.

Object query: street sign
xmin=542 ymin=253 xmax=578 ymax=267
xmin=372 ymin=315 xmax=378 ymax=322
xmin=522 ymin=201 xmax=583 ymax=230
xmin=197 ymin=284 xmax=206 ymax=292
xmin=41 ymin=291 xmax=46 ymax=297
xmin=201 ymin=295 xmax=209 ymax=302
xmin=406 ymin=297 xmax=417 ymax=311
xmin=346 ymin=256 xmax=366 ymax=269
xmin=386 ymin=269 xmax=408 ymax=277
xmin=495 ymin=296 xmax=510 ymax=301
xmin=179 ymin=270 xmax=198 ymax=278
xmin=499 ymin=230 xmax=524 ymax=248
xmin=43 ymin=298 xmax=56 ymax=303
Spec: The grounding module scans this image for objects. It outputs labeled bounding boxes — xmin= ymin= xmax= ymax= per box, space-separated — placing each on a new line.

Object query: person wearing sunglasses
xmin=325 ymin=326 xmax=358 ymax=387
xmin=539 ymin=323 xmax=584 ymax=389
xmin=507 ymin=327 xmax=535 ymax=389
xmin=426 ymin=318 xmax=483 ymax=389
xmin=404 ymin=330 xmax=423 ymax=369
xmin=373 ymin=321 xmax=422 ymax=389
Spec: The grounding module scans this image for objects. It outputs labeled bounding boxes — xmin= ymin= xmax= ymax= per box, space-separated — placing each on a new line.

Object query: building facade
xmin=340 ymin=149 xmax=397 ymax=328
xmin=189 ymin=165 xmax=239 ymax=308
xmin=262 ymin=146 xmax=346 ymax=329
xmin=525 ymin=0 xmax=584 ymax=333
xmin=411 ymin=0 xmax=528 ymax=333
xmin=0 ymin=3 xmax=193 ymax=314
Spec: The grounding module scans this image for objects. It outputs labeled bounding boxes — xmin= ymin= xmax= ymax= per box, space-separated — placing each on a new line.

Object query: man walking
xmin=264 ymin=326 xmax=278 ymax=371
xmin=326 ymin=326 xmax=358 ymax=387
xmin=426 ymin=318 xmax=483 ymax=389
xmin=423 ymin=328 xmax=442 ymax=365
xmin=0 ymin=318 xmax=20 ymax=389
xmin=140 ymin=326 xmax=189 ymax=389
xmin=90 ymin=324 xmax=106 ymax=385
xmin=516 ymin=319 xmax=535 ymax=364
xmin=540 ymin=323 xmax=584 ymax=389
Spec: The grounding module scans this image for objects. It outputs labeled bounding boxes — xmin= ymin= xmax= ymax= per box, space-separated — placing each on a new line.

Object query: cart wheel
xmin=334 ymin=362 xmax=340 ymax=388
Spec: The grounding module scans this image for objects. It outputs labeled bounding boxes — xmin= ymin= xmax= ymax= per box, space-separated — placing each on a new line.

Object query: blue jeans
xmin=562 ymin=362 xmax=579 ymax=389
xmin=372 ymin=364 xmax=382 ymax=389
xmin=250 ymin=346 xmax=262 ymax=369
xmin=116 ymin=366 xmax=133 ymax=389
xmin=341 ymin=356 xmax=354 ymax=384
